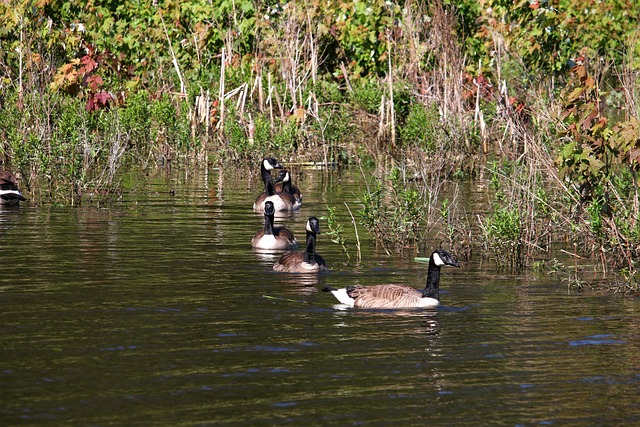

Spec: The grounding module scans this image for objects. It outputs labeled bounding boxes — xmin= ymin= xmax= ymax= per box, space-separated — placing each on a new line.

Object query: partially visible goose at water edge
xmin=251 ymin=201 xmax=298 ymax=250
xmin=324 ymin=249 xmax=460 ymax=309
xmin=273 ymin=217 xmax=328 ymax=273
xmin=274 ymin=169 xmax=302 ymax=204
xmin=0 ymin=170 xmax=27 ymax=206
xmin=253 ymin=158 xmax=300 ymax=213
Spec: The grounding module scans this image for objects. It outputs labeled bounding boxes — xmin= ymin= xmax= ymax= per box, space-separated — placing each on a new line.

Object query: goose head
xmin=431 ymin=249 xmax=460 ymax=268
xmin=306 ymin=217 xmax=321 ymax=235
xmin=262 ymin=158 xmax=283 ymax=171
xmin=274 ymin=170 xmax=290 ymax=184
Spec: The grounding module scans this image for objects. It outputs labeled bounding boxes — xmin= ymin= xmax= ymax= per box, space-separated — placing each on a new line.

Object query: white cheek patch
xmin=263 ymin=159 xmax=272 ymax=170
xmin=306 ymin=221 xmax=312 ymax=232
xmin=432 ymin=252 xmax=444 ymax=266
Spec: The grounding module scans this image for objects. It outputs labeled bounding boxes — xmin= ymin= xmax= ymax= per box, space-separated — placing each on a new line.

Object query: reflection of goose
xmin=273 ymin=217 xmax=328 ymax=273
xmin=251 ymin=201 xmax=297 ymax=250
xmin=274 ymin=170 xmax=302 ymax=205
xmin=253 ymin=159 xmax=300 ymax=213
xmin=0 ymin=170 xmax=27 ymax=206
xmin=325 ymin=249 xmax=459 ymax=309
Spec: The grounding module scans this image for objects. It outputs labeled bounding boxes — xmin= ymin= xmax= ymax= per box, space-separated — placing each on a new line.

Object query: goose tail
xmin=0 ymin=190 xmax=26 ymax=203
xmin=322 ymin=286 xmax=355 ymax=307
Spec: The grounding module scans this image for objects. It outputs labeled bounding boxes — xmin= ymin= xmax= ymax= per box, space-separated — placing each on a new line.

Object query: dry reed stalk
xmin=273 ymin=81 xmax=285 ymax=123
xmin=378 ymin=93 xmax=386 ymax=141
xmin=217 ymin=48 xmax=226 ymax=132
xmin=386 ymin=31 xmax=396 ymax=148
xmin=344 ymin=201 xmax=362 ymax=263
xmin=397 ymin=1 xmax=429 ymax=81
xmin=267 ymin=72 xmax=274 ymax=128
xmin=339 ymin=62 xmax=353 ymax=93
xmin=257 ymin=66 xmax=264 ymax=113
xmin=305 ymin=11 xmax=317 ymax=86
xmin=159 ymin=10 xmax=186 ymax=97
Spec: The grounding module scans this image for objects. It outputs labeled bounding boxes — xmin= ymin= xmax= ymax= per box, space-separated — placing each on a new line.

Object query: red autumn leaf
xmin=85 ymin=91 xmax=112 ymax=112
xmin=80 ymin=55 xmax=97 ymax=74
xmin=86 ymin=74 xmax=103 ymax=92
xmin=94 ymin=91 xmax=112 ymax=106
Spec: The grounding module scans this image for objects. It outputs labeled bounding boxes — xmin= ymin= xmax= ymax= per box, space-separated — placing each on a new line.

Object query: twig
xmin=344 ymin=201 xmax=362 ymax=263
xmin=560 ymin=249 xmax=584 ymax=259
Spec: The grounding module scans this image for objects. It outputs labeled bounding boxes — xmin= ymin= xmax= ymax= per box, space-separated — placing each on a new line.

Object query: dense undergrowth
xmin=1 ymin=0 xmax=640 ymax=291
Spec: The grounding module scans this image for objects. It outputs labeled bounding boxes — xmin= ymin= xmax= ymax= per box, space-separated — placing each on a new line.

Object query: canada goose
xmin=274 ymin=170 xmax=302 ymax=204
xmin=325 ymin=249 xmax=460 ymax=309
xmin=253 ymin=158 xmax=300 ymax=212
xmin=0 ymin=170 xmax=26 ymax=206
xmin=251 ymin=201 xmax=298 ymax=250
xmin=273 ymin=217 xmax=328 ymax=273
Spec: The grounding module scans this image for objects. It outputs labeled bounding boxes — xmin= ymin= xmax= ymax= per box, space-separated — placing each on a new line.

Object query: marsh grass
xmin=2 ymin=0 xmax=640 ymax=291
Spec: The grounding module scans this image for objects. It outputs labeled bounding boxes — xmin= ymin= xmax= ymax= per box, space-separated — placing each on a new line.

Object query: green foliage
xmin=585 ymin=189 xmax=605 ymax=240
xmin=398 ymin=102 xmax=440 ymax=150
xmin=440 ymin=198 xmax=456 ymax=247
xmin=358 ymin=168 xmax=425 ymax=252
xmin=326 ymin=205 xmax=350 ymax=259
xmin=471 ymin=0 xmax=639 ymax=78
xmin=327 ymin=0 xmax=399 ymax=78
xmin=350 ymin=79 xmax=383 ymax=114
xmin=120 ymin=92 xmax=152 ymax=152
xmin=480 ymin=206 xmax=524 ymax=268
xmin=556 ymin=63 xmax=640 ymax=208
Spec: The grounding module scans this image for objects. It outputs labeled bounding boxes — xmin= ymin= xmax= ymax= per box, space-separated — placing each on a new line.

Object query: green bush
xmin=398 ymin=102 xmax=440 ymax=151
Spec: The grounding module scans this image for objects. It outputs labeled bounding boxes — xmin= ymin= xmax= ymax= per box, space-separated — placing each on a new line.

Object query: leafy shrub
xmin=480 ymin=206 xmax=524 ymax=268
xmin=398 ymin=102 xmax=440 ymax=151
xmin=350 ymin=79 xmax=383 ymax=114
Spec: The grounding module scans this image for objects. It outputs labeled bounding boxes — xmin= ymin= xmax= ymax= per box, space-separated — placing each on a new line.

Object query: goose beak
xmin=446 ymin=253 xmax=461 ymax=267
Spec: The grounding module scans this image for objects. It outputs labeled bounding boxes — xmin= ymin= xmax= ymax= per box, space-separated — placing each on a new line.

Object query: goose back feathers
xmin=274 ymin=170 xmax=302 ymax=204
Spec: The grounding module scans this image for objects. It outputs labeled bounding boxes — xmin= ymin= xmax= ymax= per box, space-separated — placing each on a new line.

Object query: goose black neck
xmin=282 ymin=179 xmax=292 ymax=193
xmin=261 ymin=164 xmax=276 ymax=196
xmin=423 ymin=259 xmax=442 ymax=300
xmin=263 ymin=212 xmax=275 ymax=236
xmin=303 ymin=230 xmax=317 ymax=263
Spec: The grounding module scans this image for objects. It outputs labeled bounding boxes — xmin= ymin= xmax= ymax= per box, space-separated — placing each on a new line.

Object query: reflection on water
xmin=1 ymin=166 xmax=640 ymax=425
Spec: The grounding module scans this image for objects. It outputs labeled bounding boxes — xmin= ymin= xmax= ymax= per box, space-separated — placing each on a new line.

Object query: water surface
xmin=1 ymin=166 xmax=640 ymax=426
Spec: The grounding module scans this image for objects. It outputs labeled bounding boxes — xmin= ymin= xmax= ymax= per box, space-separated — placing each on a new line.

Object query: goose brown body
xmin=273 ymin=217 xmax=328 ymax=273
xmin=344 ymin=284 xmax=427 ymax=309
xmin=273 ymin=251 xmax=328 ymax=273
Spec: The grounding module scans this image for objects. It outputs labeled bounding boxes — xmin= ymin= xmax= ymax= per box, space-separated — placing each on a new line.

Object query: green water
xmin=1 ymin=166 xmax=639 ymax=426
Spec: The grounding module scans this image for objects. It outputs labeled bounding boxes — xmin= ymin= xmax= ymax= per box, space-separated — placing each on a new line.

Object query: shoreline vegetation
xmin=1 ymin=0 xmax=639 ymax=291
